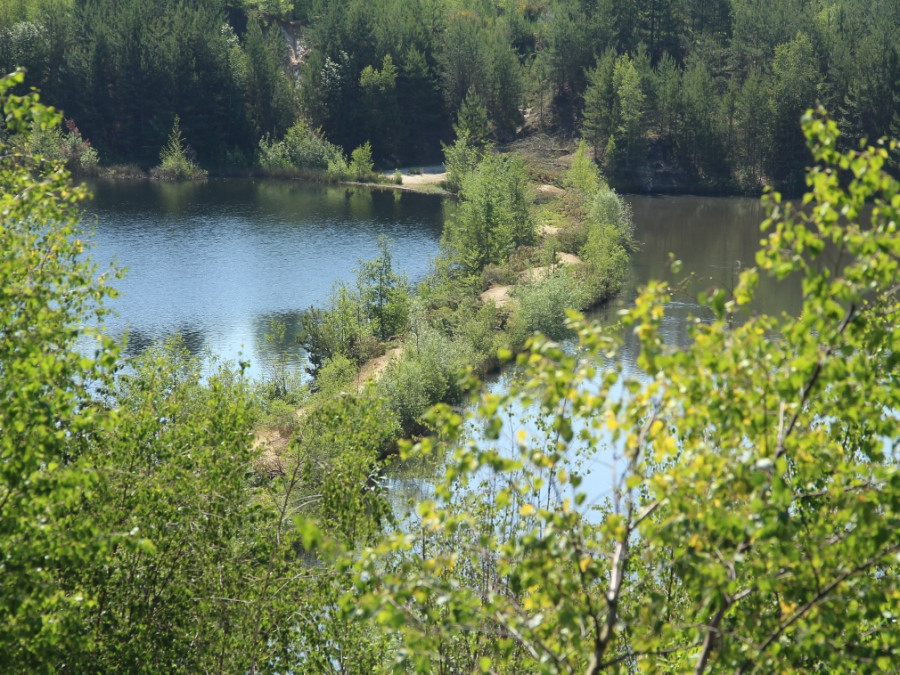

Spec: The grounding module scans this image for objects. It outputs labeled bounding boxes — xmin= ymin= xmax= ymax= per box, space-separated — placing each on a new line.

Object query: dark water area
xmin=595 ymin=194 xmax=803 ymax=376
xmin=81 ymin=179 xmax=447 ymax=378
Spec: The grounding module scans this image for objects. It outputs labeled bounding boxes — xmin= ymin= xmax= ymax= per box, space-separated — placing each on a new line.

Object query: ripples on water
xmin=82 ymin=179 xmax=447 ymax=379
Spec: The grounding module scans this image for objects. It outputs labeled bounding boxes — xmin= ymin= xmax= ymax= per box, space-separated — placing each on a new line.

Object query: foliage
xmin=442 ymin=128 xmax=483 ymax=192
xmin=298 ymin=281 xmax=371 ymax=377
xmin=76 ymin=339 xmax=271 ymax=673
xmin=154 ymin=115 xmax=208 ymax=180
xmin=349 ymin=140 xmax=376 ymax=180
xmin=315 ymin=352 xmax=359 ymax=397
xmin=442 ymin=151 xmax=535 ymax=275
xmin=257 ymin=117 xmax=345 ymax=172
xmin=0 ymin=71 xmax=396 ymax=671
xmin=454 ymin=85 xmax=491 ymax=147
xmin=10 ymin=115 xmax=99 ymax=173
xmin=564 ymin=139 xmax=603 ymax=201
xmin=583 ymin=51 xmax=646 ymax=178
xmin=1 ymin=0 xmax=897 ymax=187
xmin=508 ymin=269 xmax=585 ymax=345
xmin=378 ymin=308 xmax=470 ymax=434
xmin=348 ymin=110 xmax=900 ymax=672
xmin=356 ymin=235 xmax=410 ymax=340
xmin=0 ymin=69 xmax=120 ymax=670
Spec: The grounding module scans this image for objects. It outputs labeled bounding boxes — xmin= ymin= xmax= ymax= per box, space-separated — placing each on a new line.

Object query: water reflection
xmin=418 ymin=194 xmax=807 ymax=509
xmin=83 ymin=178 xmax=446 ymax=378
xmin=251 ymin=310 xmax=308 ymax=373
xmin=120 ymin=325 xmax=208 ymax=359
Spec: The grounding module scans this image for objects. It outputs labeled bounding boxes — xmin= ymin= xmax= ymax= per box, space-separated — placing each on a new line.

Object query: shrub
xmin=588 ymin=185 xmax=635 ymax=245
xmin=154 ymin=115 xmax=207 ymax=181
xmin=315 ymin=353 xmax=359 ymax=397
xmin=258 ymin=119 xmax=345 ymax=172
xmin=576 ymin=221 xmax=629 ymax=305
xmin=326 ymin=154 xmax=350 ymax=181
xmin=378 ymin=320 xmax=468 ymax=434
xmin=349 ymin=141 xmax=375 ymax=181
xmin=508 ymin=271 xmax=585 ymax=346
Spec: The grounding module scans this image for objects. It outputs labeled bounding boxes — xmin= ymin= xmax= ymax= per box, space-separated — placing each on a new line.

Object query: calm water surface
xmin=83 ymin=179 xmax=447 ymax=378
xmin=84 ymin=184 xmax=805 ymax=506
xmin=601 ymin=194 xmax=802 ymax=375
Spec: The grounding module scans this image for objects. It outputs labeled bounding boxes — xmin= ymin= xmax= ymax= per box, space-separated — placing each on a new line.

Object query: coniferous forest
xmin=2 ymin=0 xmax=899 ymax=191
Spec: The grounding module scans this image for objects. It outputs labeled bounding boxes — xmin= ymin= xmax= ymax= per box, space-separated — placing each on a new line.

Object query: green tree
xmin=155 ymin=114 xmax=207 ymax=180
xmin=442 ymin=151 xmax=535 ymax=275
xmin=356 ymin=235 xmax=410 ymax=340
xmin=583 ymin=52 xmax=646 ymax=179
xmin=74 ymin=339 xmax=268 ymax=673
xmin=359 ymin=53 xmax=399 ymax=161
xmin=0 ymin=69 xmax=121 ymax=671
xmin=606 ymin=54 xmax=646 ymax=175
xmin=350 ymin=110 xmax=900 ymax=672
xmin=454 ymin=85 xmax=491 ymax=147
xmin=733 ymin=70 xmax=772 ymax=188
xmin=582 ymin=48 xmax=617 ymax=158
xmin=349 ymin=140 xmax=375 ymax=179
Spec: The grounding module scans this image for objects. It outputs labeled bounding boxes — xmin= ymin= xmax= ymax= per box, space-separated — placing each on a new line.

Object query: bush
xmin=349 ymin=141 xmax=375 ymax=180
xmin=315 ymin=353 xmax=359 ymax=397
xmin=258 ymin=119 xmax=345 ymax=172
xmin=588 ymin=184 xmax=635 ymax=245
xmin=508 ymin=271 xmax=585 ymax=346
xmin=15 ymin=118 xmax=99 ymax=174
xmin=154 ymin=115 xmax=207 ymax=181
xmin=378 ymin=322 xmax=468 ymax=434
xmin=326 ymin=154 xmax=350 ymax=181
xmin=576 ymin=221 xmax=629 ymax=305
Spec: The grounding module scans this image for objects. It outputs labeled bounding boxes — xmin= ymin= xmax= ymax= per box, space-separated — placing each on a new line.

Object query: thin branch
xmin=694 ymin=602 xmax=728 ymax=674
xmin=775 ymin=302 xmax=855 ymax=460
xmin=752 ymin=541 xmax=900 ymax=661
xmin=598 ymin=641 xmax=703 ymax=669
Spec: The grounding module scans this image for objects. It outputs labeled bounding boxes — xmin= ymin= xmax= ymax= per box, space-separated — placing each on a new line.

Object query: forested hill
xmin=2 ymin=0 xmax=899 ymax=192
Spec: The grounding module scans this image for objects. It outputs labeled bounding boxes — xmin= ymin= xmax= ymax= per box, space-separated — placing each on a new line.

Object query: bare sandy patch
xmin=356 ymin=346 xmax=403 ymax=387
xmin=400 ymin=172 xmax=447 ymax=186
xmin=519 ymin=266 xmax=553 ymax=283
xmin=518 ymin=252 xmax=584 ymax=283
xmin=537 ymin=183 xmax=565 ymax=196
xmin=556 ymin=252 xmax=582 ymax=266
xmin=253 ymin=428 xmax=290 ymax=476
xmin=539 ymin=223 xmax=561 ymax=237
xmin=480 ymin=285 xmax=514 ymax=307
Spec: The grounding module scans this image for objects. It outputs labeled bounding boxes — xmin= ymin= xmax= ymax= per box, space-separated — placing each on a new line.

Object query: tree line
xmin=2 ymin=0 xmax=899 ymax=191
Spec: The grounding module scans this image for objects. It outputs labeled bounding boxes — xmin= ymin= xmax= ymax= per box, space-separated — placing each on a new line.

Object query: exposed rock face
xmin=276 ymin=19 xmax=307 ymax=72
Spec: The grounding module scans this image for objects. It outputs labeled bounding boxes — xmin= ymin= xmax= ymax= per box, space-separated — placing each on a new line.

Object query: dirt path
xmin=355 ymin=346 xmax=403 ymax=388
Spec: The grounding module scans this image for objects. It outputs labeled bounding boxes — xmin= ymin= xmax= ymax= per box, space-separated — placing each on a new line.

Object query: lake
xmin=83 ymin=179 xmax=447 ymax=378
xmin=84 ymin=184 xmax=788 ymax=380
xmin=85 ymin=181 xmax=800 ymax=506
